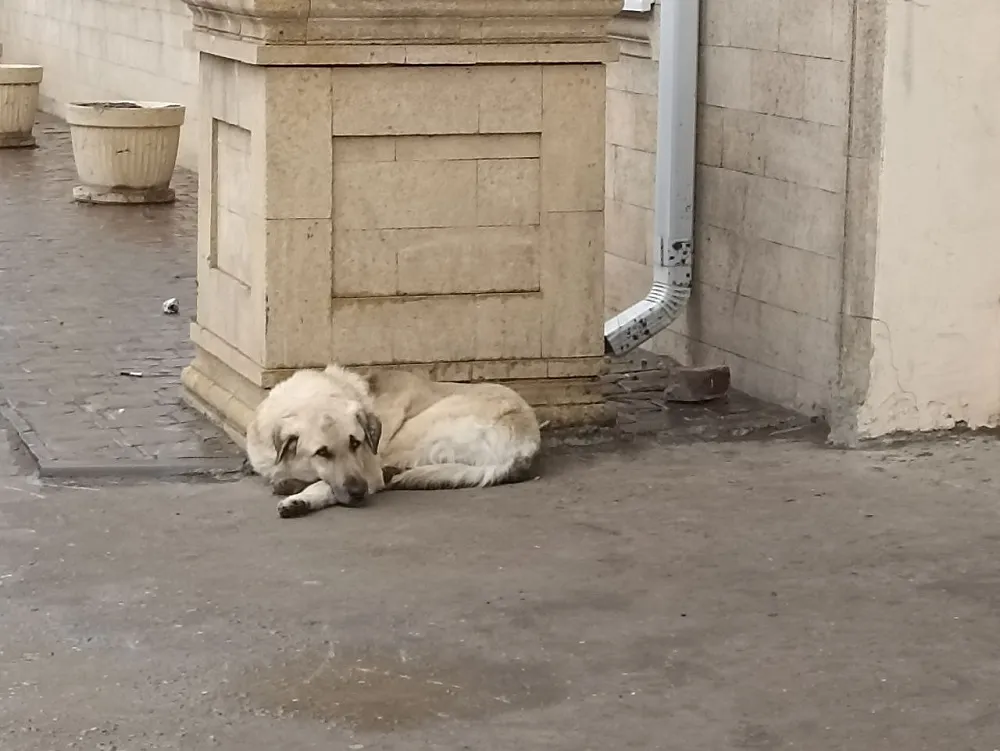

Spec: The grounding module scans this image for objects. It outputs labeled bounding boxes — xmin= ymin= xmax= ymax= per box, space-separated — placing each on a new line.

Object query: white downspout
xmin=604 ymin=0 xmax=701 ymax=355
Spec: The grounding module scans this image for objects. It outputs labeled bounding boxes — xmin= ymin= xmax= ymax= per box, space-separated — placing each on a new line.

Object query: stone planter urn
xmin=65 ymin=101 xmax=186 ymax=204
xmin=0 ymin=64 xmax=43 ymax=149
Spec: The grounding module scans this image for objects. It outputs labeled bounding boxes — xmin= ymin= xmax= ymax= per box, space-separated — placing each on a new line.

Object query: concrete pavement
xmin=3 ymin=421 xmax=1000 ymax=749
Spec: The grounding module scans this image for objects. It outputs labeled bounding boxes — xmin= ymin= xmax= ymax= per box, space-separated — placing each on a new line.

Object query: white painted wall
xmin=857 ymin=0 xmax=1000 ymax=436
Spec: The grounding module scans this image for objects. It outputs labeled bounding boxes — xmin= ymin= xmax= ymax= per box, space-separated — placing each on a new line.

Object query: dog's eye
xmin=314 ymin=447 xmax=332 ymax=459
xmin=349 ymin=436 xmax=362 ymax=452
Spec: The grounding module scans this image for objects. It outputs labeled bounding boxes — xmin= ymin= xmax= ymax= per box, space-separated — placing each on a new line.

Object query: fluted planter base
xmin=0 ymin=133 xmax=36 ymax=148
xmin=65 ymin=101 xmax=186 ymax=206
xmin=72 ymin=184 xmax=176 ymax=205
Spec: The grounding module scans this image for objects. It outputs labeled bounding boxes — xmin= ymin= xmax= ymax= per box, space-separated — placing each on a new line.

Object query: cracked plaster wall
xmin=853 ymin=0 xmax=1000 ymax=437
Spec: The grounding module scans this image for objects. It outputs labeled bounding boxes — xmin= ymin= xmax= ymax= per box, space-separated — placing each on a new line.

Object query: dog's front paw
xmin=272 ymin=478 xmax=310 ymax=497
xmin=277 ymin=497 xmax=312 ymax=519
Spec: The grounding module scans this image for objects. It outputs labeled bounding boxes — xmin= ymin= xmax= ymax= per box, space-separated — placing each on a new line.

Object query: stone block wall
xmin=194 ymin=59 xmax=605 ymax=374
xmin=0 ymin=0 xmax=199 ymax=169
xmin=605 ymin=1 xmax=854 ymax=416
xmin=184 ymin=45 xmax=611 ymax=434
xmin=604 ymin=13 xmax=659 ymax=318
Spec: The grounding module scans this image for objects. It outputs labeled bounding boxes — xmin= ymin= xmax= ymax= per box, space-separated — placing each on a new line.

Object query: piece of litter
xmin=162 ymin=298 xmax=180 ymax=315
xmin=119 ymin=371 xmax=144 ymax=378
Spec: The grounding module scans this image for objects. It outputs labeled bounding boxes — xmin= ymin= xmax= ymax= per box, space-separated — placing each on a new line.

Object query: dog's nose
xmin=343 ymin=477 xmax=369 ymax=506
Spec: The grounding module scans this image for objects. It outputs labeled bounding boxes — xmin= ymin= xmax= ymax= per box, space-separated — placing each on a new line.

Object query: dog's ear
xmin=359 ymin=371 xmax=380 ymax=396
xmin=357 ymin=410 xmax=382 ymax=455
xmin=273 ymin=429 xmax=298 ymax=464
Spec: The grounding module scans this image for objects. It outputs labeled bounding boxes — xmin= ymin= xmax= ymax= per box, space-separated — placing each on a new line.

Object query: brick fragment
xmin=663 ymin=365 xmax=731 ymax=403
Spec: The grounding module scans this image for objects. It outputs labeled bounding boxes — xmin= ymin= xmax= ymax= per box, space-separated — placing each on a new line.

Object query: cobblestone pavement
xmin=602 ymin=350 xmax=819 ymax=443
xmin=0 ymin=116 xmax=243 ymax=477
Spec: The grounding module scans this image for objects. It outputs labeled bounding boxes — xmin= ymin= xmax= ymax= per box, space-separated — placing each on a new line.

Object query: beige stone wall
xmin=185 ymin=39 xmax=612 ymax=432
xmin=605 ymin=2 xmax=853 ymax=416
xmin=0 ymin=0 xmax=199 ymax=169
xmin=604 ymin=13 xmax=658 ymax=319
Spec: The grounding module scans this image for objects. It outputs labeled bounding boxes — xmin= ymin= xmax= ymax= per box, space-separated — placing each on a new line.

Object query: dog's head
xmin=270 ymin=402 xmax=383 ymax=506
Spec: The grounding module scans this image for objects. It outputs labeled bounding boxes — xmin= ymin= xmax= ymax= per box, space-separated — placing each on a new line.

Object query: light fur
xmin=246 ymin=366 xmax=385 ymax=518
xmin=246 ymin=364 xmax=541 ymax=518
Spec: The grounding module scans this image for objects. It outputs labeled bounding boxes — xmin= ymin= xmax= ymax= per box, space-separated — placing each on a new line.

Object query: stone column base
xmin=182 ymin=345 xmax=614 ymax=451
xmin=181 ymin=348 xmax=262 ymax=450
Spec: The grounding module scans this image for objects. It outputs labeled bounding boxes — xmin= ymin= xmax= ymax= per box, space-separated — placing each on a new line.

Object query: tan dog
xmin=246 ymin=364 xmax=541 ymax=518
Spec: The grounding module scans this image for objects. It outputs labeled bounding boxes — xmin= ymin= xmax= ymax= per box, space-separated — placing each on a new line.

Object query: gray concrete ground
xmin=3 ymin=420 xmax=1000 ymax=750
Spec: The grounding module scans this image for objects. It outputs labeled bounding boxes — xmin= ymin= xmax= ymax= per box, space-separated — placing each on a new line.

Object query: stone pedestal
xmin=180 ymin=0 xmax=621 ymax=445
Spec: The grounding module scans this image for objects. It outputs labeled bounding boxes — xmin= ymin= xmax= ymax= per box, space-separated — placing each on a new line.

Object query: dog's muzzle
xmin=342 ymin=477 xmax=369 ymax=507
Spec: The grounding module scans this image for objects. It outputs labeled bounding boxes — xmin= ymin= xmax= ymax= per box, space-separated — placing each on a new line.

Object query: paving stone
xmin=0 ymin=116 xmax=244 ymax=478
xmin=601 ymin=351 xmax=823 ymax=444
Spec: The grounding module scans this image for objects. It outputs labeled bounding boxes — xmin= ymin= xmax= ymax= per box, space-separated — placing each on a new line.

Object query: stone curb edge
xmin=0 ymin=400 xmax=247 ymax=481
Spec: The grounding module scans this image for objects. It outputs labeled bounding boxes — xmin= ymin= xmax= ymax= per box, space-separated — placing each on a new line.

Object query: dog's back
xmin=367 ymin=368 xmax=533 ymax=414
xmin=364 ymin=368 xmax=540 ymax=491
